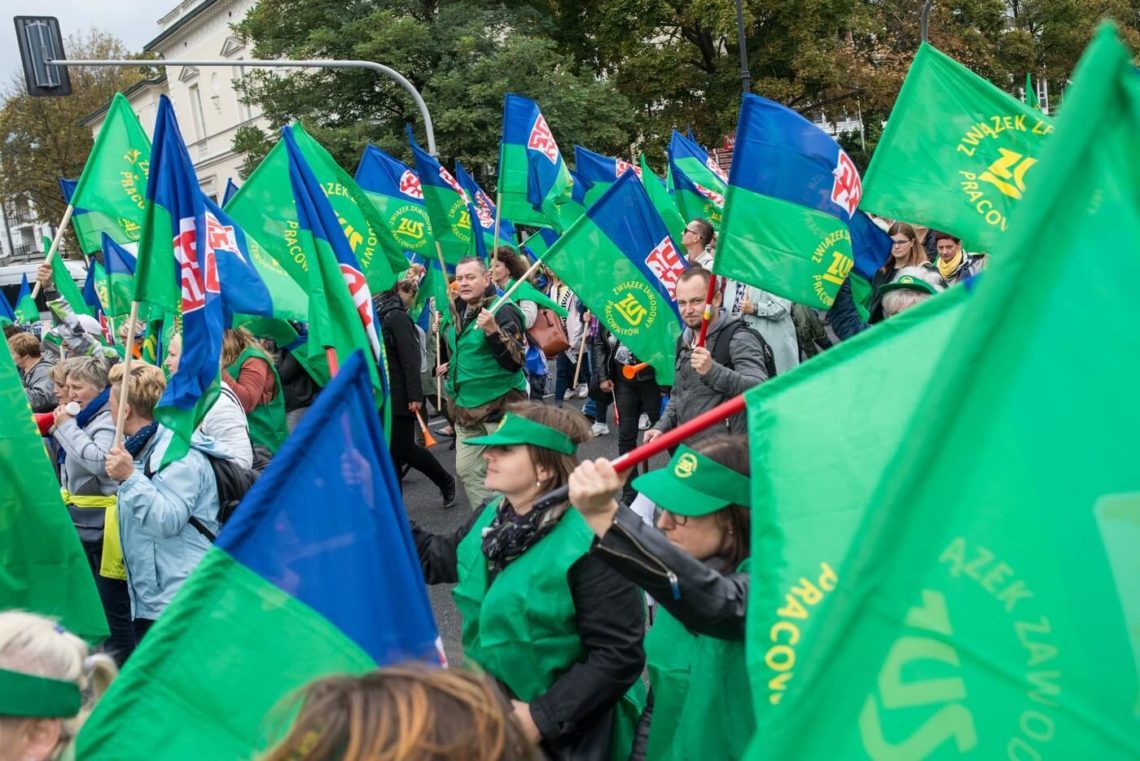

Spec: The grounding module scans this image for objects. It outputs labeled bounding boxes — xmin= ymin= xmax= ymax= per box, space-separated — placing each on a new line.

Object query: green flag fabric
xmin=639 ymin=155 xmax=686 ymax=249
xmin=0 ymin=344 xmax=109 ymax=643
xmin=15 ymin=276 xmax=39 ymax=324
xmin=226 ymin=125 xmax=401 ymax=300
xmin=861 ymin=44 xmax=1054 ymax=253
xmin=747 ymin=24 xmax=1140 ymax=759
xmin=48 ymin=241 xmax=93 ymax=318
xmin=69 ymin=93 xmax=151 ymax=254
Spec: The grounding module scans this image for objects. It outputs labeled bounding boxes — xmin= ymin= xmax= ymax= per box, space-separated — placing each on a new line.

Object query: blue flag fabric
xmin=201 ymin=196 xmax=276 ymax=321
xmin=102 ymin=234 xmax=137 ymax=276
xmin=455 ymin=160 xmax=515 ymax=259
xmin=217 ymin=349 xmax=442 ymax=663
xmin=81 ymin=262 xmax=102 ymax=313
xmin=222 ymin=178 xmax=240 ymax=206
xmin=0 ymin=287 xmax=15 ymax=325
xmin=731 ymin=94 xmax=891 ymax=281
xmin=501 ymin=94 xmax=573 ymax=222
xmin=574 ymin=146 xmax=641 ymax=189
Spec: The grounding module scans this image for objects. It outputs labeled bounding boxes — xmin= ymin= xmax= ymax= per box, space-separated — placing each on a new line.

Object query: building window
xmin=189 ymin=84 xmax=208 ymax=153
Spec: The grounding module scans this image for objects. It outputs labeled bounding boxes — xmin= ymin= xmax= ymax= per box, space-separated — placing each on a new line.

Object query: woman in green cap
xmin=568 ymin=433 xmax=754 ymax=760
xmin=0 ymin=611 xmax=118 ymax=761
xmin=412 ymin=401 xmax=647 ymax=761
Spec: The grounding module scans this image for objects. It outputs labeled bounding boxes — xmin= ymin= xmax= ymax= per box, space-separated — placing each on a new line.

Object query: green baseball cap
xmin=0 ymin=668 xmax=81 ymax=718
xmin=465 ymin=413 xmax=577 ymax=455
xmin=631 ymin=445 xmax=750 ymax=516
xmin=878 ymin=273 xmax=939 ymax=296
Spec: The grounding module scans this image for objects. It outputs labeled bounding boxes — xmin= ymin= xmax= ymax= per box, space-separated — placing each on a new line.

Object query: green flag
xmin=0 ymin=345 xmax=109 ymax=643
xmin=226 ymin=125 xmax=400 ymax=299
xmin=862 ymin=44 xmax=1054 ymax=253
xmin=47 ymin=239 xmax=94 ymax=318
xmin=748 ymin=24 xmax=1140 ymax=759
xmin=1025 ymin=73 xmax=1040 ymax=110
xmin=15 ymin=275 xmax=39 ymax=323
xmin=639 ymin=155 xmax=686 ymax=249
xmin=69 ymin=93 xmax=151 ymax=254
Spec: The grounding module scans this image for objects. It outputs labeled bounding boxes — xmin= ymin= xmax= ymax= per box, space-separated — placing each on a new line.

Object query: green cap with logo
xmin=465 ymin=413 xmax=577 ymax=455
xmin=878 ymin=273 xmax=940 ymax=296
xmin=631 ymin=444 xmax=750 ymax=516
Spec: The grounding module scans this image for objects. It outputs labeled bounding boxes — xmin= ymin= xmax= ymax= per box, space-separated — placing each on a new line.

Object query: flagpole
xmin=571 ymin=313 xmax=590 ymax=389
xmin=434 ymin=306 xmax=443 ymax=402
xmin=325 ymin=348 xmax=339 ymax=377
xmin=112 ymin=301 xmax=140 ymax=448
xmin=696 ymin=274 xmax=718 ymax=348
xmin=491 ymin=192 xmax=502 ymax=258
xmin=532 ymin=392 xmax=748 ymax=510
xmin=488 ymin=257 xmax=544 ymax=314
xmin=30 ymin=205 xmax=74 ymax=299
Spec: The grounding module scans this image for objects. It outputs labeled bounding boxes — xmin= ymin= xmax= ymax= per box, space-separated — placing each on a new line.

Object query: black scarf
xmin=481 ymin=497 xmax=566 ymax=576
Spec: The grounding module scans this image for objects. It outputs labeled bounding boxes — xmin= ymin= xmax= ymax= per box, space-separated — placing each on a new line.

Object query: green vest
xmin=225 ymin=346 xmax=287 ymax=453
xmin=445 ymin=303 xmax=527 ymax=409
xmin=453 ymin=499 xmax=645 ymax=759
xmin=644 ymin=559 xmax=755 ymax=761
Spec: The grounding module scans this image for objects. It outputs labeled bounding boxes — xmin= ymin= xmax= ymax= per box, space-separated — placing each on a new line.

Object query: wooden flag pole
xmin=30 ymin=205 xmax=75 ymax=299
xmin=491 ymin=192 xmax=502 ymax=257
xmin=112 ymin=301 xmax=140 ymax=448
xmin=488 ymin=257 xmax=544 ymax=315
xmin=571 ymin=313 xmax=591 ymax=389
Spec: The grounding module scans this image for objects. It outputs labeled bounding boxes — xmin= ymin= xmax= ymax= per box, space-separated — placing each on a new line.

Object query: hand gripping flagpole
xmin=488 ymin=257 xmax=545 ymax=314
xmin=531 ymin=392 xmax=748 ymax=511
xmin=30 ymin=205 xmax=74 ymax=299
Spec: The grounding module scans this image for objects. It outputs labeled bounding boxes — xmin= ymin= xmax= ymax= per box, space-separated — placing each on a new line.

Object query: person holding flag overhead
xmin=439 ymin=257 xmax=528 ymax=509
xmin=568 ymin=434 xmax=754 ymax=761
xmin=412 ymin=402 xmax=646 ymax=760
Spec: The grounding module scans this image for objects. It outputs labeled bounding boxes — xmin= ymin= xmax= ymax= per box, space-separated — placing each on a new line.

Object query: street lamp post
xmin=735 ymin=0 xmax=751 ymax=95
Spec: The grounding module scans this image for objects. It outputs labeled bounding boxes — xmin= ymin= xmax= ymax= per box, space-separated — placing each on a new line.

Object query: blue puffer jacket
xmin=116 ymin=425 xmax=225 ymax=621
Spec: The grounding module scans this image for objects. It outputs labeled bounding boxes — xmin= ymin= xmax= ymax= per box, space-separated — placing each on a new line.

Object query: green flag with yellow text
xmin=861 ymin=44 xmax=1053 ymax=253
xmin=745 ymin=24 xmax=1140 ymax=759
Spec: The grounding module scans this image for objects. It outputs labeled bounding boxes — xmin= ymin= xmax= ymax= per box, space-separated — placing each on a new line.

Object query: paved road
xmin=403 ymin=399 xmax=670 ymax=660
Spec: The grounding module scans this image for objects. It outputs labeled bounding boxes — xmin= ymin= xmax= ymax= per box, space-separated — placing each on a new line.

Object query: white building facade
xmin=82 ymin=0 xmax=269 ymax=201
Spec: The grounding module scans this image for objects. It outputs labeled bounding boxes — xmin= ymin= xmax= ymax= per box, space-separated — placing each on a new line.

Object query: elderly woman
xmin=50 ymin=356 xmax=135 ymax=662
xmin=0 ymin=611 xmax=118 ymax=761
xmin=879 ymin=266 xmax=948 ymax=319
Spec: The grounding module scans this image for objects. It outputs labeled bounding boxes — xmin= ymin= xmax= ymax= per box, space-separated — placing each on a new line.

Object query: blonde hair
xmin=221 ymin=327 xmax=257 ymax=369
xmin=108 ymin=362 xmax=167 ymax=419
xmin=261 ymin=663 xmax=540 ymax=761
xmin=0 ymin=611 xmax=118 ymax=754
xmin=49 ymin=357 xmax=81 ymax=386
xmin=65 ymin=356 xmax=109 ymax=392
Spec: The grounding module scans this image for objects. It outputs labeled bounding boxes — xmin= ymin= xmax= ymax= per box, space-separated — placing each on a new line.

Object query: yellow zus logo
xmin=859 ymin=589 xmax=978 ymax=759
xmin=674 ymin=453 xmax=698 ymax=478
xmin=457 ymin=210 xmax=472 ymax=231
xmin=396 ymin=218 xmax=425 ymax=240
xmin=979 ymin=148 xmax=1036 ymax=200
xmin=613 ymin=293 xmax=647 ymax=326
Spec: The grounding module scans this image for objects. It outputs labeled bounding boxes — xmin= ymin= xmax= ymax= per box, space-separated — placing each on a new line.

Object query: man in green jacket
xmin=439 ymin=257 xmax=528 ymax=508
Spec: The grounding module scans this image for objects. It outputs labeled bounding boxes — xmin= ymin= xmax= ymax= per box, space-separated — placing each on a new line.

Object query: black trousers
xmin=82 ymin=538 xmax=136 ymax=665
xmin=391 ymin=414 xmax=453 ymax=492
xmin=614 ymin=374 xmax=661 ymax=504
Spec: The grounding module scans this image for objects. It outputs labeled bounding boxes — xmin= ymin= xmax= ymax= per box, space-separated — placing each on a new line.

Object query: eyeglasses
xmin=655 ymin=508 xmax=689 ymax=526
xmin=891 ymin=239 xmax=911 ymax=247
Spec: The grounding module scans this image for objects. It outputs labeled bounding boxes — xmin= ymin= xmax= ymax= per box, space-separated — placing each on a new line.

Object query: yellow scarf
xmin=937 ymin=249 xmax=963 ymax=280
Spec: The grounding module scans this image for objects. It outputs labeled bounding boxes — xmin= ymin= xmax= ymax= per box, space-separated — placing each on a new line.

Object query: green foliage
xmin=231 ymin=0 xmax=1138 ymax=181
xmin=0 ymin=31 xmax=146 ymax=253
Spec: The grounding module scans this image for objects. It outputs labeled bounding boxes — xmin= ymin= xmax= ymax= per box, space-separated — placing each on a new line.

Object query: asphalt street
xmin=404 ymin=398 xmax=671 ymax=661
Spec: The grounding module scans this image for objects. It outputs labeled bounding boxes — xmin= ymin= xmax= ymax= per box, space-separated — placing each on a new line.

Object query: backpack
xmin=146 ymin=452 xmax=260 ymax=542
xmin=678 ymin=319 xmax=777 ymax=379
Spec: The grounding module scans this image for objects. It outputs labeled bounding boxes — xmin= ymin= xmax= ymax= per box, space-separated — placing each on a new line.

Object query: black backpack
xmin=145 ymin=453 xmax=260 ymax=542
xmin=678 ymin=319 xmax=778 ymax=379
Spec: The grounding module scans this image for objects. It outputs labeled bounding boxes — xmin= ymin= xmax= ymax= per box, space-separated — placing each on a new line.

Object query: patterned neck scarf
xmin=481 ymin=496 xmax=567 ymax=577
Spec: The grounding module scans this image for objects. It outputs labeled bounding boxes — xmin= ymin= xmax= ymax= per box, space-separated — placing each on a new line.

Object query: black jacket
xmin=592 ymin=505 xmax=750 ymax=760
xmin=375 ymin=292 xmax=422 ymax=416
xmin=276 ymin=347 xmax=319 ymax=412
xmin=412 ymin=501 xmax=646 ymax=760
xmin=589 ymin=324 xmax=657 ymax=391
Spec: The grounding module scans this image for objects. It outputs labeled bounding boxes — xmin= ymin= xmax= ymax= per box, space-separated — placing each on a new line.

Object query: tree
xmin=233 ymin=0 xmax=636 ymax=185
xmin=0 ymin=31 xmax=146 ymax=254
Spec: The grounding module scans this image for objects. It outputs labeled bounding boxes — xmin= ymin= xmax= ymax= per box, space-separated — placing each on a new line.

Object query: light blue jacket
xmin=117 ymin=425 xmax=224 ymax=621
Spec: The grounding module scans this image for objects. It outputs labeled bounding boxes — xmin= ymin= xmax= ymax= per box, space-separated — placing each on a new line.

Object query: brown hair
xmin=504 ymin=401 xmax=592 ymax=494
xmin=883 ymin=222 xmax=928 ymax=271
xmin=221 ymin=327 xmax=257 ymax=369
xmin=259 ymin=663 xmax=541 ymax=761
xmin=492 ymin=247 xmax=528 ymax=282
xmin=6 ymin=332 xmax=41 ymax=359
xmin=689 ymin=218 xmax=714 ymax=247
xmin=677 ymin=265 xmax=712 ymax=288
xmin=693 ymin=434 xmax=751 ymax=568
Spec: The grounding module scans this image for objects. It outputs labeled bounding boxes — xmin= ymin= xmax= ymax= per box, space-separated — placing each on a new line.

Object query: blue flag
xmin=455 ymin=160 xmax=515 ymax=260
xmin=573 ymin=145 xmax=641 ymax=205
xmin=0 ymin=286 xmax=15 ymax=326
xmin=354 ymin=145 xmax=435 ymax=262
xmin=499 ymin=94 xmax=574 ymax=229
xmin=222 ymin=177 xmax=240 ymax=206
xmin=73 ymin=349 xmax=443 ymax=760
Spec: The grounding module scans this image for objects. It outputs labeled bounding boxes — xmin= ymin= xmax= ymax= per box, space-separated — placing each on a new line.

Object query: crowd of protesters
xmin=2 ymin=214 xmax=980 ymax=760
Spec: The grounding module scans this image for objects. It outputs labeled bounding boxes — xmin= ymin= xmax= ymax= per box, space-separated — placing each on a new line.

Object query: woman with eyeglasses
xmin=567 ymin=434 xmax=754 ymax=761
xmin=868 ymin=221 xmax=932 ymax=323
xmin=412 ymin=402 xmax=646 ymax=760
